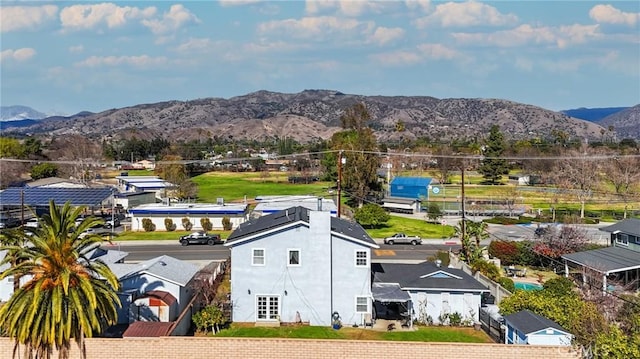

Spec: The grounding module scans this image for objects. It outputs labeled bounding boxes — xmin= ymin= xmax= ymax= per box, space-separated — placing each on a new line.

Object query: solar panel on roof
xmin=0 ymin=187 xmax=114 ymax=207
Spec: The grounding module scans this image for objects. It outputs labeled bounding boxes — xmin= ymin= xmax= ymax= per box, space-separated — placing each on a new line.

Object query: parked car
xmin=534 ymin=227 xmax=549 ymax=238
xmin=24 ymin=218 xmax=40 ymax=229
xmin=179 ymin=231 xmax=223 ymax=246
xmin=104 ymin=217 xmax=120 ymax=228
xmin=0 ymin=215 xmax=21 ymax=229
xmin=383 ymin=233 xmax=422 ymax=245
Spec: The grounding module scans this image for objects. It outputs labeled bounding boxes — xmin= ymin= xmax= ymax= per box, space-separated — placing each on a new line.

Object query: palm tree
xmin=0 ymin=200 xmax=120 ymax=359
xmin=0 ymin=228 xmax=28 ymax=293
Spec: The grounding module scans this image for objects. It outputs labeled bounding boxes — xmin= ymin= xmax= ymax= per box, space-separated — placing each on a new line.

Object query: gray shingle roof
xmin=600 ymin=218 xmax=640 ymax=236
xmin=504 ymin=310 xmax=570 ymax=335
xmin=372 ymin=262 xmax=489 ymax=291
xmin=113 ymin=255 xmax=199 ymax=286
xmin=226 ymin=206 xmax=377 ymax=247
xmin=561 ymin=246 xmax=640 ymax=274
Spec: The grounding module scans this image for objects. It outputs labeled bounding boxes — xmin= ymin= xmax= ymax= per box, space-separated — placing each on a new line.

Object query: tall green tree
xmin=30 ymin=163 xmax=59 ymax=180
xmin=0 ymin=201 xmax=120 ymax=359
xmin=478 ymin=125 xmax=508 ymax=184
xmin=354 ymin=203 xmax=390 ymax=228
xmin=331 ymin=103 xmax=380 ymax=207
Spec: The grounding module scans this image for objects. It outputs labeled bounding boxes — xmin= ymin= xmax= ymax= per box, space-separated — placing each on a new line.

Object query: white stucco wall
xmin=527 ymin=331 xmax=573 ymax=346
xmin=409 ymin=291 xmax=482 ymax=325
xmin=130 ymin=214 xmax=246 ymax=232
xmin=119 ymin=273 xmax=192 ymax=324
xmin=229 ymin=211 xmax=372 ymax=326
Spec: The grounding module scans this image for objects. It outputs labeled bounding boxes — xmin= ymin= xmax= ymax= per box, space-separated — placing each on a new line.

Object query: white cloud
xmin=305 ymin=0 xmax=399 ymax=17
xmin=414 ymin=1 xmax=518 ymax=28
xmin=141 ymin=4 xmax=200 ymax=35
xmin=416 ymin=43 xmax=459 ymax=59
xmin=257 ymin=16 xmax=373 ymax=41
xmin=369 ymin=27 xmax=405 ymax=45
xmin=69 ymin=45 xmax=84 ymax=54
xmin=405 ymin=0 xmax=431 ymax=13
xmin=452 ymin=24 xmax=601 ymax=48
xmin=175 ymin=38 xmax=217 ymax=53
xmin=59 ymin=3 xmax=156 ymax=31
xmin=0 ymin=48 xmax=37 ymax=62
xmin=1 ymin=5 xmax=58 ymax=33
xmin=370 ymin=50 xmax=422 ymax=66
xmin=589 ymin=4 xmax=639 ymax=27
xmin=370 ymin=43 xmax=459 ymax=66
xmin=219 ymin=0 xmax=263 ymax=6
xmin=75 ymin=55 xmax=168 ymax=68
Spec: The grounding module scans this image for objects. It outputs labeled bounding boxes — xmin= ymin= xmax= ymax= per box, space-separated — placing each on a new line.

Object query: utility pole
xmin=337 ymin=150 xmax=344 ymax=218
xmin=460 ymin=164 xmax=466 ymax=239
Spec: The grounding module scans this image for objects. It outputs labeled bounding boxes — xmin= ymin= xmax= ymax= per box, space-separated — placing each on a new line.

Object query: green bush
xmin=354 ymin=203 xmax=390 ymax=228
xmin=222 ymin=216 xmax=232 ymax=231
xmin=483 ymin=216 xmax=530 ymax=225
xmin=201 ymin=218 xmax=213 ymax=231
xmin=449 ymin=312 xmax=462 ymax=326
xmin=142 ymin=218 xmax=156 ymax=232
xmin=164 ymin=218 xmax=176 ymax=231
xmin=471 ymin=259 xmax=501 ymax=281
xmin=182 ymin=217 xmax=193 ymax=231
xmin=497 ymin=277 xmax=515 ymax=292
xmin=542 ymin=277 xmax=574 ymax=297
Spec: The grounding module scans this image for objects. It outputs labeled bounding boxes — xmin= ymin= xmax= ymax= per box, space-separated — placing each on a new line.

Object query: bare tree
xmin=553 ymin=150 xmax=600 ymax=218
xmin=603 ymin=154 xmax=640 ymax=218
xmin=47 ymin=135 xmax=102 ymax=182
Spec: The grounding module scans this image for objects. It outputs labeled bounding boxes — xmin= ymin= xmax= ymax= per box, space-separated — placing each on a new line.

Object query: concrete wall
xmin=0 ymin=337 xmax=580 ymax=359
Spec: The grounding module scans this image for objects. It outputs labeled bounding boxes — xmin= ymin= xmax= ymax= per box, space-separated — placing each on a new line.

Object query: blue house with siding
xmin=224 ymin=206 xmax=379 ymax=326
xmin=504 ymin=310 xmax=573 ymax=346
xmin=390 ymin=177 xmax=433 ymax=200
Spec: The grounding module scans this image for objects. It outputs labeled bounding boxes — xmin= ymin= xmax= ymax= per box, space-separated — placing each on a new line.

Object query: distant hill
xmin=1 ymin=90 xmax=608 ymax=143
xmin=0 ymin=105 xmax=47 ymax=121
xmin=0 ymin=111 xmax=95 ymax=131
xmin=561 ymin=107 xmax=628 ymax=122
xmin=598 ymin=105 xmax=640 ymax=140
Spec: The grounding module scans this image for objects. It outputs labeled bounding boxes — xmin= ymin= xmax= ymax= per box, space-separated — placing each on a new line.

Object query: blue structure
xmin=389 ymin=177 xmax=433 ymax=200
xmin=504 ymin=310 xmax=573 ymax=346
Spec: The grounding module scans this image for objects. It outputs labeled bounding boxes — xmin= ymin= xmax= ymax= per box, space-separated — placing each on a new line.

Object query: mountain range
xmin=2 ymin=91 xmax=639 ymax=143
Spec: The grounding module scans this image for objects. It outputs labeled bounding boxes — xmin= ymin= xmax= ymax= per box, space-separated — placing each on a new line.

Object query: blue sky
xmin=1 ymin=1 xmax=639 ymax=115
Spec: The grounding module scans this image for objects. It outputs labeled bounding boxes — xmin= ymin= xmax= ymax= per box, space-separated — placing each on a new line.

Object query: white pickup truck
xmin=383 ymin=233 xmax=422 ymax=245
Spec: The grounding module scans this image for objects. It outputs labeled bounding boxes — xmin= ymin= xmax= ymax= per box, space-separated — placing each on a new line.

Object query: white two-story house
xmin=224 ymin=206 xmax=379 ymax=326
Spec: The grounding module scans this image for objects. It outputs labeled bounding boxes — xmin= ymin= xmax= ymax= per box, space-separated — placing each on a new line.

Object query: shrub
xmin=192 ymin=305 xmax=225 ymax=334
xmin=449 ymin=312 xmax=462 ymax=326
xmin=483 ymin=217 xmax=530 ymax=225
xmin=182 ymin=217 xmax=192 ymax=231
xmin=471 ymin=259 xmax=501 ymax=281
xmin=497 ymin=277 xmax=515 ymax=292
xmin=164 ymin=218 xmax=176 ymax=231
xmin=142 ymin=218 xmax=156 ymax=232
xmin=488 ymin=240 xmax=519 ymax=265
xmin=542 ymin=277 xmax=574 ymax=297
xmin=222 ymin=216 xmax=232 ymax=231
xmin=354 ymin=203 xmax=390 ymax=228
xmin=201 ymin=218 xmax=213 ymax=231
xmin=514 ymin=240 xmax=537 ymax=266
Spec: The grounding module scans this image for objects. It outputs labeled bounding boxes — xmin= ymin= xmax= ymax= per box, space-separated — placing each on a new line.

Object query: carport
xmin=562 ymin=246 xmax=640 ymax=292
xmin=371 ymin=283 xmax=413 ymax=328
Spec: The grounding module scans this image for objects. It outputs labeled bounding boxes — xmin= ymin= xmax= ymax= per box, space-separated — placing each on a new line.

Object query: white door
xmin=256 ymin=295 xmax=279 ymax=321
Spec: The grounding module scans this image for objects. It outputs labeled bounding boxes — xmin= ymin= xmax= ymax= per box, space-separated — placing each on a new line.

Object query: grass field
xmin=213 ymin=324 xmax=492 ymax=343
xmin=192 ymin=172 xmax=333 ymax=203
xmin=365 ymin=216 xmax=455 ymax=239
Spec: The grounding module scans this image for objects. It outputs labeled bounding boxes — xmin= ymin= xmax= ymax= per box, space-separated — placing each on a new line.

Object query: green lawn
xmin=192 ymin=172 xmax=332 ymax=203
xmin=213 ymin=324 xmax=491 ymax=343
xmin=365 ymin=216 xmax=455 ymax=239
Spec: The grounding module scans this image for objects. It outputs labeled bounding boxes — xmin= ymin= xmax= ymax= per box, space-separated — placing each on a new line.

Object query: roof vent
xmin=435 ymin=259 xmax=442 ymax=267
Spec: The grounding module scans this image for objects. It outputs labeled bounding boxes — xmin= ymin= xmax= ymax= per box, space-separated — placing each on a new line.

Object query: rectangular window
xmin=252 ymin=248 xmax=265 ymax=266
xmin=355 ymin=250 xmax=368 ymax=267
xmin=256 ymin=295 xmax=279 ymax=321
xmin=616 ymin=234 xmax=629 ymax=246
xmin=355 ymin=296 xmax=369 ymax=313
xmin=288 ymin=249 xmax=301 ymax=266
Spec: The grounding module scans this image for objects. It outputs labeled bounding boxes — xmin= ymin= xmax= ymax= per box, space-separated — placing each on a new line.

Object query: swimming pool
xmin=514 ymin=281 xmax=543 ymax=291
